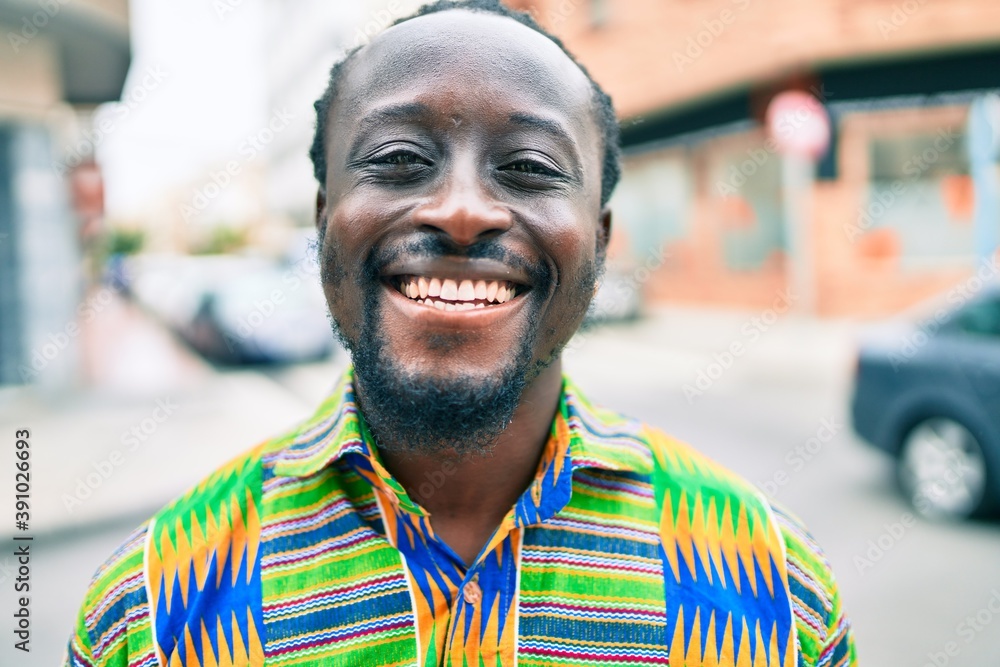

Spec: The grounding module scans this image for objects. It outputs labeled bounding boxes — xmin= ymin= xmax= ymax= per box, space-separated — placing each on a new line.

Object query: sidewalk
xmin=565 ymin=304 xmax=860 ymax=397
xmin=0 ymin=299 xmax=861 ymax=539
xmin=0 ymin=295 xmax=332 ymax=539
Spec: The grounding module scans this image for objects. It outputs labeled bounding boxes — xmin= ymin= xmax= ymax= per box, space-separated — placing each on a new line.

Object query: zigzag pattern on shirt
xmin=145 ymin=448 xmax=265 ymax=667
xmin=650 ymin=430 xmax=796 ymax=667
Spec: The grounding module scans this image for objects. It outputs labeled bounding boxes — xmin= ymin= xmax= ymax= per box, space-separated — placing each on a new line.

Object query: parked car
xmin=851 ymin=279 xmax=1000 ymax=520
xmin=182 ymin=266 xmax=336 ymax=365
xmin=128 ymin=248 xmax=337 ymax=366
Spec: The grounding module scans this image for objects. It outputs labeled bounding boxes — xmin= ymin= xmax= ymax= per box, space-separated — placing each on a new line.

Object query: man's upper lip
xmin=381 ymin=256 xmax=532 ymax=286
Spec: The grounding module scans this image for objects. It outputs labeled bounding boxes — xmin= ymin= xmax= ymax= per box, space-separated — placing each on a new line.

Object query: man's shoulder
xmin=70 ymin=521 xmax=152 ymax=665
xmin=150 ymin=436 xmax=275 ymax=526
xmin=76 ymin=379 xmax=355 ymax=636
xmin=621 ymin=416 xmax=854 ymax=664
xmin=69 ymin=433 xmax=288 ymax=665
xmin=602 ymin=408 xmax=770 ymax=509
xmin=632 ymin=417 xmax=835 ymax=562
xmin=566 ymin=382 xmax=769 ymax=506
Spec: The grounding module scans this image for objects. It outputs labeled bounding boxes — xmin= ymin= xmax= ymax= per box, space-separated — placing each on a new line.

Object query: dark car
xmin=182 ymin=266 xmax=336 ymax=365
xmin=851 ymin=279 xmax=1000 ymax=520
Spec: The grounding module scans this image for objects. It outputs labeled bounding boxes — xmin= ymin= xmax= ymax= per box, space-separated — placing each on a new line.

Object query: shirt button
xmin=462 ymin=579 xmax=482 ymax=605
xmin=531 ymin=480 xmax=542 ymax=504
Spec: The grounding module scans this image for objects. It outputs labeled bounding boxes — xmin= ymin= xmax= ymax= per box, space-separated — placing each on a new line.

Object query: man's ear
xmin=315 ymin=188 xmax=327 ymax=237
xmin=597 ymin=206 xmax=612 ymax=263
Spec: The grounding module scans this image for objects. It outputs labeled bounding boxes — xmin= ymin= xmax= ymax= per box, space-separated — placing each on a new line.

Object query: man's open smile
xmin=392 ymin=276 xmax=522 ymax=309
xmin=381 ymin=255 xmax=533 ymax=320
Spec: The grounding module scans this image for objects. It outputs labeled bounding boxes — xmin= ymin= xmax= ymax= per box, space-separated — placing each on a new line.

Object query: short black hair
xmin=308 ymin=0 xmax=621 ymax=207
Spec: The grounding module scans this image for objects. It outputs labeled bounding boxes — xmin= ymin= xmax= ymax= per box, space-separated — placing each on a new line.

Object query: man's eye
xmin=503 ymin=160 xmax=557 ymax=176
xmin=375 ymin=150 xmax=428 ymax=166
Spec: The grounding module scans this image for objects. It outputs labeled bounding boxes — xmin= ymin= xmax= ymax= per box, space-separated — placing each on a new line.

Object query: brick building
xmin=509 ymin=0 xmax=1000 ymax=317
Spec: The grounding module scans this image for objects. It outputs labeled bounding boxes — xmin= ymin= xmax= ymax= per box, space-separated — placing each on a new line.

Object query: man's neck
xmin=373 ymin=361 xmax=564 ymax=566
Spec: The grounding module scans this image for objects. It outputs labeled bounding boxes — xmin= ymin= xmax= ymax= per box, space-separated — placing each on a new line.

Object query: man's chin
xmin=352 ymin=355 xmax=530 ymax=457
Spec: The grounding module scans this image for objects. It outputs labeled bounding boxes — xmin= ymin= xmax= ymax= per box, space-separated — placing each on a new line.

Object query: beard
xmin=322 ymin=234 xmax=595 ymax=457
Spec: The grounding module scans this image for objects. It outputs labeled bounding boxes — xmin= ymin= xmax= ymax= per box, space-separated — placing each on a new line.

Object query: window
xmin=590 ymin=0 xmax=609 ymax=27
xmin=952 ymin=298 xmax=1000 ymax=338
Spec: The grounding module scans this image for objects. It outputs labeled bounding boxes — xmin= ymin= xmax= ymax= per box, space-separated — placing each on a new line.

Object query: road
xmin=3 ymin=313 xmax=999 ymax=666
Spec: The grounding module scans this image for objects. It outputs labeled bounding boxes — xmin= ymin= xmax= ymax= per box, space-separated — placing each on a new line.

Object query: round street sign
xmin=766 ymin=91 xmax=831 ymax=160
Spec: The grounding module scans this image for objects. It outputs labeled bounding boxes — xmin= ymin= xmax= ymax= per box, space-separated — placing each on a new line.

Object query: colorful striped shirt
xmin=65 ymin=368 xmax=857 ymax=667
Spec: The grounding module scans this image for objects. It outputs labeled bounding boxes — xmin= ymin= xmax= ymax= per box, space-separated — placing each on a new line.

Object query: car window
xmin=950 ymin=298 xmax=1000 ymax=338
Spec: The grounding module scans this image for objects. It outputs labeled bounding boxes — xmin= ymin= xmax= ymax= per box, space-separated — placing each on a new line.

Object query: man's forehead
xmin=336 ymin=10 xmax=595 ymax=124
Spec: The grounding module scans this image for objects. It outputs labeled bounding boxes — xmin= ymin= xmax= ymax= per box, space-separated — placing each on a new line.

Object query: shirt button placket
xmin=462 ymin=572 xmax=482 ymax=606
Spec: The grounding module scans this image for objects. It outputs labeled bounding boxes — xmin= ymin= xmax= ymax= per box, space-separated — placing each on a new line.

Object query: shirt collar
xmin=271 ymin=367 xmax=652 ymax=517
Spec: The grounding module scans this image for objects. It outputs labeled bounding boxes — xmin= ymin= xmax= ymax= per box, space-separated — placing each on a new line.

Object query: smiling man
xmin=66 ymin=2 xmax=856 ymax=666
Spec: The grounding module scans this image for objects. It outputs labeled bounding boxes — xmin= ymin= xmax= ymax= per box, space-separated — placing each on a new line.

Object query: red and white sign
xmin=766 ymin=91 xmax=831 ymax=160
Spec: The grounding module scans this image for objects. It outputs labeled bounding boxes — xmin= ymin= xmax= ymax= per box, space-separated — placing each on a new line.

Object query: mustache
xmin=362 ymin=235 xmax=552 ymax=288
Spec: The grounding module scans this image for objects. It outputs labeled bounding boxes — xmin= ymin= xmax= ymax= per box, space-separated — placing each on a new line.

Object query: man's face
xmin=317 ymin=10 xmax=609 ymax=454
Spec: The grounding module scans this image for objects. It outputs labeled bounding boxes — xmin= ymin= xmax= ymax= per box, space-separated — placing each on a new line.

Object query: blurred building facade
xmin=512 ymin=0 xmax=1000 ymax=317
xmin=0 ymin=0 xmax=130 ymax=385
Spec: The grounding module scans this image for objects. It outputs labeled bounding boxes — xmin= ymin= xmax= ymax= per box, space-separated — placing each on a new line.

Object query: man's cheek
xmin=324 ymin=282 xmax=364 ymax=344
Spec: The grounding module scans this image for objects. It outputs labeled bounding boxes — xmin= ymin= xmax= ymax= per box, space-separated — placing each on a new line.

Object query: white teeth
xmin=458 ymin=280 xmax=475 ymax=301
xmin=400 ymin=276 xmax=521 ymax=309
xmin=440 ymin=279 xmax=459 ymax=300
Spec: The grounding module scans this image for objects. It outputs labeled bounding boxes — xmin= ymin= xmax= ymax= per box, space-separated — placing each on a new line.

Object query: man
xmin=66 ymin=1 xmax=857 ymax=666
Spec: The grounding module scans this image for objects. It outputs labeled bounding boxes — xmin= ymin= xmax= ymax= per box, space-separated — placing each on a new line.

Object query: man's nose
xmin=411 ymin=169 xmax=513 ymax=246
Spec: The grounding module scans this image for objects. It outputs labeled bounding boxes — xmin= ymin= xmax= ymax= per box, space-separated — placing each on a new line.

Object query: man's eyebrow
xmin=358 ymin=102 xmax=432 ymax=129
xmin=507 ymin=112 xmax=577 ymax=147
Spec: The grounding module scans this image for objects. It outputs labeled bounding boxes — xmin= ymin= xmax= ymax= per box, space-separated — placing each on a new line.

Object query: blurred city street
xmin=4 ymin=0 xmax=1000 ymax=665
xmin=1 ymin=302 xmax=998 ymax=666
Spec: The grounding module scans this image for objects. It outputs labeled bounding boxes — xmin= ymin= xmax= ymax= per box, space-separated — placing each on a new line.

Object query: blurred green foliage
xmin=192 ymin=225 xmax=248 ymax=255
xmin=104 ymin=228 xmax=146 ymax=256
